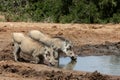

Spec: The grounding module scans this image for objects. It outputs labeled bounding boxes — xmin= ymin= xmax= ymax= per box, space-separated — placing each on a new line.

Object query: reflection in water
xmin=59 ymin=56 xmax=120 ymax=76
xmin=63 ymin=60 xmax=77 ymax=70
xmin=107 ymin=55 xmax=120 ymax=75
xmin=110 ymin=55 xmax=120 ymax=64
xmin=59 ymin=57 xmax=77 ymax=70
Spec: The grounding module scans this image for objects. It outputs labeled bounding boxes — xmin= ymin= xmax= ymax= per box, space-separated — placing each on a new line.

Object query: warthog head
xmin=51 ymin=39 xmax=77 ymax=61
xmin=62 ymin=40 xmax=77 ymax=61
xmin=51 ymin=36 xmax=77 ymax=61
xmin=43 ymin=46 xmax=58 ymax=66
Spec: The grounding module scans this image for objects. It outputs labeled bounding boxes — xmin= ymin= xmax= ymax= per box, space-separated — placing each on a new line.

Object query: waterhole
xmin=59 ymin=55 xmax=120 ymax=76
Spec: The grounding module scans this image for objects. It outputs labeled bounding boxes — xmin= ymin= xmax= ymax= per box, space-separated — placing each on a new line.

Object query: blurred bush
xmin=0 ymin=0 xmax=120 ymax=23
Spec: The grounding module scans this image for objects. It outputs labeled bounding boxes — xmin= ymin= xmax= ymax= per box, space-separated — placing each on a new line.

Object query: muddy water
xmin=59 ymin=55 xmax=120 ymax=76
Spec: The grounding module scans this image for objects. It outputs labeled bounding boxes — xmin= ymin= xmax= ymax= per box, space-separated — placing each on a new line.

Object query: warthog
xmin=28 ymin=30 xmax=77 ymax=61
xmin=12 ymin=32 xmax=58 ymax=66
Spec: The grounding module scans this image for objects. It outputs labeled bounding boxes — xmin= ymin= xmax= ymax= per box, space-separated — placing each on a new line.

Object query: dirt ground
xmin=0 ymin=22 xmax=120 ymax=80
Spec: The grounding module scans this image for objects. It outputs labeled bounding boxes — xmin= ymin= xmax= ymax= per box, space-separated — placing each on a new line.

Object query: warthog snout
xmin=71 ymin=55 xmax=77 ymax=61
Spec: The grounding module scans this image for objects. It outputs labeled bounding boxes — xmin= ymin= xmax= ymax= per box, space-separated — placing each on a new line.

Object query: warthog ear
xmin=65 ymin=40 xmax=72 ymax=46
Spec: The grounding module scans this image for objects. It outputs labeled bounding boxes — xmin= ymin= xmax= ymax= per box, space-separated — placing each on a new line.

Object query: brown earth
xmin=0 ymin=22 xmax=120 ymax=80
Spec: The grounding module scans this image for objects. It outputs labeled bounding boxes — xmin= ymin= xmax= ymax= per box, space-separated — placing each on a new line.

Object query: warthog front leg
xmin=30 ymin=56 xmax=40 ymax=64
xmin=13 ymin=43 xmax=21 ymax=61
xmin=32 ymin=51 xmax=44 ymax=64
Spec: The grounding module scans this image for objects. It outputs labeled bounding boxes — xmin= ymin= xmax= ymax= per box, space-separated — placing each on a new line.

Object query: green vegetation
xmin=0 ymin=0 xmax=120 ymax=23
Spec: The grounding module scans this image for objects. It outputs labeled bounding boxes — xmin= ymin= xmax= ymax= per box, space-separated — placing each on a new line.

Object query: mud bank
xmin=74 ymin=41 xmax=120 ymax=56
xmin=0 ymin=60 xmax=117 ymax=80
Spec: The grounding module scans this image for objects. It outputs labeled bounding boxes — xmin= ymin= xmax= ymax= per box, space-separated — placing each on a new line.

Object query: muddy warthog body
xmin=28 ymin=30 xmax=77 ymax=61
xmin=12 ymin=33 xmax=58 ymax=66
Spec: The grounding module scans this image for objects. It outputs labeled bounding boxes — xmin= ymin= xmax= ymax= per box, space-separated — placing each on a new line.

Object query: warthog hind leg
xmin=13 ymin=43 xmax=21 ymax=61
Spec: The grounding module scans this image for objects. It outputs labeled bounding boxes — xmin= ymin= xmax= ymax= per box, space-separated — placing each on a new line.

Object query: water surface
xmin=59 ymin=55 xmax=120 ymax=76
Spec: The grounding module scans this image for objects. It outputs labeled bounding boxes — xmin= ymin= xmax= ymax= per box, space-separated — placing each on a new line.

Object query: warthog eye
xmin=69 ymin=53 xmax=72 ymax=55
xmin=67 ymin=46 xmax=72 ymax=51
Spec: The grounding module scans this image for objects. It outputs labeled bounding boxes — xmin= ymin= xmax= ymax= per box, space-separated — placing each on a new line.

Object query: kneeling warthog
xmin=12 ymin=32 xmax=58 ymax=66
xmin=28 ymin=30 xmax=77 ymax=61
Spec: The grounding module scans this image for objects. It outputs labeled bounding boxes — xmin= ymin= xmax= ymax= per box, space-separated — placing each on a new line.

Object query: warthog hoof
xmin=51 ymin=61 xmax=58 ymax=66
